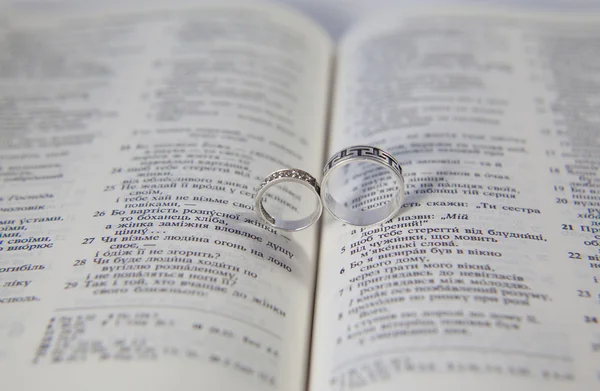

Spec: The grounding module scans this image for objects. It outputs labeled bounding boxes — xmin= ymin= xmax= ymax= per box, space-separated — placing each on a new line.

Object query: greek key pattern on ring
xmin=323 ymin=146 xmax=402 ymax=176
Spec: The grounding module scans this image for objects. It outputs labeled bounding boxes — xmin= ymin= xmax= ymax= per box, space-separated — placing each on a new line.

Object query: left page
xmin=0 ymin=3 xmax=331 ymax=391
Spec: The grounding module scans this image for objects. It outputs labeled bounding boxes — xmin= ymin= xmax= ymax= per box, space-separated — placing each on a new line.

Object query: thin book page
xmin=0 ymin=3 xmax=331 ymax=390
xmin=310 ymin=8 xmax=600 ymax=391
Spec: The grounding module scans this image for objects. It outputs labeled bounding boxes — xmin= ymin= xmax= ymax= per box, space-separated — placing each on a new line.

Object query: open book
xmin=1 ymin=1 xmax=599 ymax=390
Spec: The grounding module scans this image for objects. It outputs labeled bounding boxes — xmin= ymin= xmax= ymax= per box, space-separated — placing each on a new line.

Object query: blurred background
xmin=4 ymin=0 xmax=600 ymax=39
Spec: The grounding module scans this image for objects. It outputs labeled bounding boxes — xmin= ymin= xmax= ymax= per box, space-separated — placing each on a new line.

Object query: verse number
xmin=64 ymin=282 xmax=78 ymax=290
xmin=82 ymin=238 xmax=95 ymax=245
xmin=577 ymin=290 xmax=591 ymax=298
xmin=73 ymin=259 xmax=87 ymax=266
xmin=568 ymin=252 xmax=581 ymax=259
xmin=93 ymin=211 xmax=106 ymax=217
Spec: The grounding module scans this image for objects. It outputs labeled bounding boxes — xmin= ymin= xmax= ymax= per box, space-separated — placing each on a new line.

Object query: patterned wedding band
xmin=321 ymin=145 xmax=405 ymax=226
xmin=255 ymin=169 xmax=323 ymax=231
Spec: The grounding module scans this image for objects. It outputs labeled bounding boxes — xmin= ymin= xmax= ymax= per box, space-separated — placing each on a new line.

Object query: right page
xmin=311 ymin=8 xmax=600 ymax=391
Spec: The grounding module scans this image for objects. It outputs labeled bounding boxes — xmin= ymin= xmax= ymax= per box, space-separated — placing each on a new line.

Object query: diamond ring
xmin=255 ymin=169 xmax=323 ymax=231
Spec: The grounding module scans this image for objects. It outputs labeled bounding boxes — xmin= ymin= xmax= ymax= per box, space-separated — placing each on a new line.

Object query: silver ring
xmin=321 ymin=145 xmax=404 ymax=226
xmin=255 ymin=169 xmax=323 ymax=231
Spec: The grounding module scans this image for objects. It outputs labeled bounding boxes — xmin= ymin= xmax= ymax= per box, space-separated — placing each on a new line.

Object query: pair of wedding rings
xmin=255 ymin=145 xmax=405 ymax=231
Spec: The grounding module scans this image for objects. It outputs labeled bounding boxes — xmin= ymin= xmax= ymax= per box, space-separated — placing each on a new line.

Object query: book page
xmin=310 ymin=9 xmax=599 ymax=391
xmin=0 ymin=3 xmax=331 ymax=390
